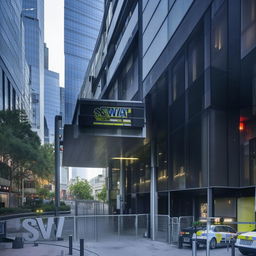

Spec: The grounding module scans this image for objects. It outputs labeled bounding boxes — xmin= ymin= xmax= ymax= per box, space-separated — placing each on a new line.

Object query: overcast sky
xmin=44 ymin=0 xmax=64 ymax=86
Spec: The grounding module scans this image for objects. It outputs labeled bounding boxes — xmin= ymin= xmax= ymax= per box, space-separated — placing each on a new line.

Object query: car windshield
xmin=196 ymin=226 xmax=207 ymax=230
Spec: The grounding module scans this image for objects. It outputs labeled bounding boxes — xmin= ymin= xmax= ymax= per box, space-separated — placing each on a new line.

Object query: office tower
xmin=44 ymin=45 xmax=60 ymax=144
xmin=0 ymin=0 xmax=32 ymax=207
xmin=64 ymin=0 xmax=104 ymax=124
xmin=22 ymin=0 xmax=45 ymax=141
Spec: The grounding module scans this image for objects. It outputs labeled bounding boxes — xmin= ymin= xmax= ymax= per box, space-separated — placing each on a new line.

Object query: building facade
xmin=64 ymin=0 xmax=256 ymax=233
xmin=64 ymin=0 xmax=104 ymax=124
xmin=89 ymin=171 xmax=106 ymax=200
xmin=44 ymin=45 xmax=60 ymax=144
xmin=0 ymin=0 xmax=33 ymax=207
xmin=22 ymin=0 xmax=45 ymax=142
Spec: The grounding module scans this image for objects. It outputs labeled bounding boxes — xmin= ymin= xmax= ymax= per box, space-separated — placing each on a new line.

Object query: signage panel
xmin=78 ymin=100 xmax=144 ymax=128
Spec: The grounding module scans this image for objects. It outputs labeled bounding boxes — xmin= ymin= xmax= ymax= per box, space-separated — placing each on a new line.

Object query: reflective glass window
xmin=188 ymin=27 xmax=204 ymax=85
xmin=171 ymin=54 xmax=185 ymax=102
xmin=241 ymin=0 xmax=256 ymax=57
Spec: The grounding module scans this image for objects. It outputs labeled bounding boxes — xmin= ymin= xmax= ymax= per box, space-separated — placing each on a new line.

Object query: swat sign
xmin=22 ymin=217 xmax=65 ymax=241
xmin=77 ymin=99 xmax=144 ymax=128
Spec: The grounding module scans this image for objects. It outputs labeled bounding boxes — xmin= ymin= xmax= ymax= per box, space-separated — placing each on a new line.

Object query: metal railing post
xmin=231 ymin=238 xmax=235 ymax=256
xmin=206 ymin=218 xmax=210 ymax=256
xmin=95 ymin=215 xmax=98 ymax=242
xmin=73 ymin=216 xmax=77 ymax=241
xmin=69 ymin=235 xmax=73 ymax=255
xmin=80 ymin=238 xmax=84 ymax=256
xmin=118 ymin=215 xmax=120 ymax=240
xmin=168 ymin=216 xmax=171 ymax=244
xmin=192 ymin=234 xmax=197 ymax=256
xmin=135 ymin=215 xmax=138 ymax=239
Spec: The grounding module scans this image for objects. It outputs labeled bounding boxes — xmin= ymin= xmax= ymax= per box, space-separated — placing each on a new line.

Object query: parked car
xmin=179 ymin=226 xmax=205 ymax=248
xmin=196 ymin=225 xmax=236 ymax=249
xmin=235 ymin=230 xmax=256 ymax=255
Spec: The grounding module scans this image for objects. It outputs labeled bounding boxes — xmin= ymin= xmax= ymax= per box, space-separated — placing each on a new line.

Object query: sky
xmin=71 ymin=168 xmax=104 ymax=181
xmin=44 ymin=0 xmax=103 ymax=181
xmin=44 ymin=0 xmax=64 ymax=87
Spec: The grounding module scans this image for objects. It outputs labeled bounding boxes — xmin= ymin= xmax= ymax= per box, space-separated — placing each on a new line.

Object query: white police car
xmin=235 ymin=231 xmax=256 ymax=255
xmin=196 ymin=225 xmax=236 ymax=249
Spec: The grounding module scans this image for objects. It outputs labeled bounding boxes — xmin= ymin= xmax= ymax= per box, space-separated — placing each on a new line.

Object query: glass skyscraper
xmin=64 ymin=0 xmax=104 ymax=124
xmin=0 ymin=0 xmax=29 ymax=113
xmin=44 ymin=69 xmax=60 ymax=144
xmin=22 ymin=0 xmax=45 ymax=141
xmin=0 ymin=0 xmax=32 ymax=207
xmin=44 ymin=44 xmax=60 ymax=144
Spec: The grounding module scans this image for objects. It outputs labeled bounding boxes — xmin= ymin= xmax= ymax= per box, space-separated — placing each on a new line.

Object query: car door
xmin=213 ymin=226 xmax=224 ymax=244
xmin=221 ymin=226 xmax=234 ymax=243
xmin=226 ymin=226 xmax=236 ymax=240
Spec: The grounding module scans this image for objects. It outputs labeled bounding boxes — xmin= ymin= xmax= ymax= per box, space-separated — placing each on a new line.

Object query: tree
xmin=36 ymin=187 xmax=51 ymax=199
xmin=97 ymin=185 xmax=107 ymax=202
xmin=69 ymin=178 xmax=93 ymax=200
xmin=0 ymin=110 xmax=55 ymax=204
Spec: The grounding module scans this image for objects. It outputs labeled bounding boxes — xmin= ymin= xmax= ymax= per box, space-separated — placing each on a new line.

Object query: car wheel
xmin=238 ymin=248 xmax=251 ymax=255
xmin=210 ymin=238 xmax=217 ymax=249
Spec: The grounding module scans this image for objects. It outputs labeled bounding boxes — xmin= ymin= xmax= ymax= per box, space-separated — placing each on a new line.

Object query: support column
xmin=55 ymin=115 xmax=62 ymax=215
xmin=150 ymin=139 xmax=157 ymax=240
xmin=192 ymin=198 xmax=196 ymax=221
xmin=168 ymin=192 xmax=171 ymax=217
xmin=120 ymin=159 xmax=125 ymax=214
xmin=207 ymin=188 xmax=213 ymax=217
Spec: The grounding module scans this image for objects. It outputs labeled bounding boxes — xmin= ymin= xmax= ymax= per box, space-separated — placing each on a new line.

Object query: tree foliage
xmin=97 ymin=184 xmax=107 ymax=202
xmin=0 ymin=110 xmax=54 ymax=196
xmin=69 ymin=178 xmax=93 ymax=200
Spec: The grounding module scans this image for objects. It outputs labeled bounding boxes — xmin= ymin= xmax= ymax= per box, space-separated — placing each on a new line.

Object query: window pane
xmin=188 ymin=26 xmax=204 ymax=85
xmin=170 ymin=128 xmax=185 ymax=189
xmin=172 ymin=54 xmax=185 ymax=102
xmin=241 ymin=0 xmax=256 ymax=56
xmin=211 ymin=0 xmax=227 ymax=70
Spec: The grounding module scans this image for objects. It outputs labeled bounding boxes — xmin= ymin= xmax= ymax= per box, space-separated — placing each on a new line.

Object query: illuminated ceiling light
xmin=112 ymin=157 xmax=139 ymax=160
xmin=112 ymin=168 xmax=120 ymax=171
xmin=224 ymin=218 xmax=233 ymax=223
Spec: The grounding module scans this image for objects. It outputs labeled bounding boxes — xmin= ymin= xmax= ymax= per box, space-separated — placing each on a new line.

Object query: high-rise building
xmin=0 ymin=0 xmax=32 ymax=207
xmin=63 ymin=0 xmax=256 ymax=236
xmin=64 ymin=0 xmax=104 ymax=124
xmin=22 ymin=0 xmax=45 ymax=142
xmin=44 ymin=44 xmax=60 ymax=144
xmin=0 ymin=0 xmax=31 ymax=114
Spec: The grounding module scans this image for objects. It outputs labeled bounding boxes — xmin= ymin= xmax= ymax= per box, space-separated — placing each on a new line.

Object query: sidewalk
xmin=1 ymin=239 xmax=243 ymax=256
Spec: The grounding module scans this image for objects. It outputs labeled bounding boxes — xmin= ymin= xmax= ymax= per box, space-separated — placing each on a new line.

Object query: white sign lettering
xmin=22 ymin=217 xmax=65 ymax=241
xmin=22 ymin=219 xmax=39 ymax=242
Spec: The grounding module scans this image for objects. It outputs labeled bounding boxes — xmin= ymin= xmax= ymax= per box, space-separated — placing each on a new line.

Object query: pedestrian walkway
xmin=0 ymin=239 xmax=244 ymax=256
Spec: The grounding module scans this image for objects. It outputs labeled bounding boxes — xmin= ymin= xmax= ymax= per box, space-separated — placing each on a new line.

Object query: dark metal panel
xmin=143 ymin=0 xmax=212 ymax=97
xmin=62 ymin=125 xmax=145 ymax=168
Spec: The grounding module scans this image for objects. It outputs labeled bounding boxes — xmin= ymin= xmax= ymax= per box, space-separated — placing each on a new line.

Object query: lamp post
xmin=55 ymin=115 xmax=62 ymax=216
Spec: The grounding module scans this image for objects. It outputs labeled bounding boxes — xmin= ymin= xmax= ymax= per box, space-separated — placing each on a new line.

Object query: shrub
xmin=0 ymin=207 xmax=31 ymax=215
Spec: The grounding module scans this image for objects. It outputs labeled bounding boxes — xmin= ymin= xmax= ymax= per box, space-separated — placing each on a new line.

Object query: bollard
xmin=231 ymin=238 xmax=235 ymax=256
xmin=69 ymin=235 xmax=73 ymax=255
xmin=80 ymin=238 xmax=84 ymax=256
xmin=178 ymin=236 xmax=183 ymax=249
xmin=12 ymin=237 xmax=24 ymax=249
xmin=192 ymin=234 xmax=197 ymax=256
